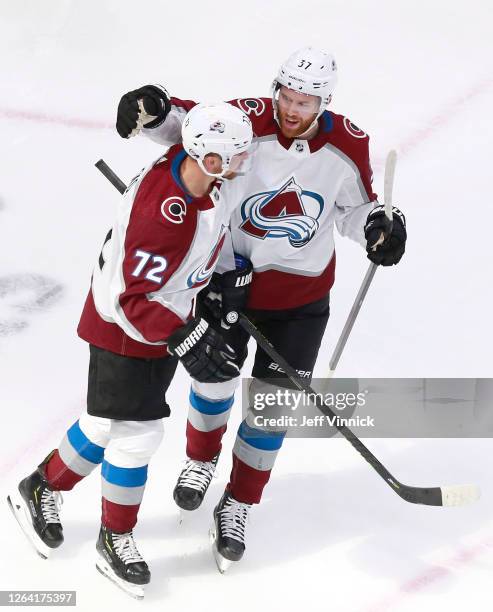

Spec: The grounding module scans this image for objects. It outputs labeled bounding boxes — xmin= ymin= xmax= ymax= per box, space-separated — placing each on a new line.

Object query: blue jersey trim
xmin=101 ymin=461 xmax=148 ymax=487
xmin=67 ymin=421 xmax=105 ymax=465
xmin=238 ymin=420 xmax=286 ymax=451
xmin=189 ymin=389 xmax=234 ymax=415
xmin=321 ymin=111 xmax=333 ymax=133
xmin=170 ymin=149 xmax=193 ymax=203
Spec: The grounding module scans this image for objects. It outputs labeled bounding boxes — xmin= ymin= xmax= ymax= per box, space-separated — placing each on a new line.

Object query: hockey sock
xmin=46 ymin=420 xmax=105 ymax=490
xmin=186 ymin=387 xmax=234 ymax=461
xmin=101 ymin=461 xmax=147 ymax=532
xmin=229 ymin=420 xmax=286 ymax=504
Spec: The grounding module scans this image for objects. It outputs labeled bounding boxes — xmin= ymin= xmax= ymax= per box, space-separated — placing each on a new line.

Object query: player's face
xmin=276 ymin=86 xmax=320 ymax=138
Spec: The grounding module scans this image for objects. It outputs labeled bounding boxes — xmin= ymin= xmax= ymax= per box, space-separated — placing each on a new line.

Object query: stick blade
xmin=396 ymin=482 xmax=480 ymax=507
xmin=440 ymin=484 xmax=481 ymax=507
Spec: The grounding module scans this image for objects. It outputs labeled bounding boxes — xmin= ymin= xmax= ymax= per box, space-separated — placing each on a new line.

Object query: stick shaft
xmin=95 ymin=159 xmax=127 ymax=195
xmin=329 ymin=262 xmax=377 ymax=373
xmin=384 ymin=149 xmax=397 ymax=219
xmin=327 ymin=150 xmax=397 ymax=376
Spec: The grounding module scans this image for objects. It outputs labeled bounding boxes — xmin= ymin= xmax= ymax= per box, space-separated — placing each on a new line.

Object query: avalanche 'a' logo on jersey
xmin=239 ymin=177 xmax=324 ymax=248
xmin=187 ymin=233 xmax=226 ymax=288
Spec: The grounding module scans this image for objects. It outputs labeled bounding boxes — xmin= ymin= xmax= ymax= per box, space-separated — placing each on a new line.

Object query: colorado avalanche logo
xmin=161 ymin=196 xmax=186 ymax=224
xmin=210 ymin=121 xmax=225 ymax=133
xmin=237 ymin=98 xmax=266 ymax=117
xmin=187 ymin=233 xmax=226 ymax=288
xmin=343 ymin=117 xmax=367 ymax=139
xmin=239 ymin=178 xmax=324 ymax=248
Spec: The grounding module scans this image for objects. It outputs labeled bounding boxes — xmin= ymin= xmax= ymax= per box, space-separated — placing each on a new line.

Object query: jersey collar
xmin=170 ymin=147 xmax=217 ymax=210
xmin=276 ymin=111 xmax=334 ymax=154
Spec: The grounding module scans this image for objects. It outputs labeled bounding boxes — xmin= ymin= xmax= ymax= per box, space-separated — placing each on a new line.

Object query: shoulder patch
xmin=161 ymin=196 xmax=187 ymax=224
xmin=237 ymin=98 xmax=266 ymax=117
xmin=343 ymin=117 xmax=367 ymax=139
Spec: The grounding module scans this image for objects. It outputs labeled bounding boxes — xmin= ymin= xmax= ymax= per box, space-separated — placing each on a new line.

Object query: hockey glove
xmin=202 ymin=255 xmax=253 ymax=325
xmin=167 ymin=317 xmax=240 ymax=383
xmin=364 ymin=205 xmax=406 ymax=266
xmin=116 ymin=85 xmax=171 ymax=138
xmin=199 ymin=274 xmax=223 ymax=321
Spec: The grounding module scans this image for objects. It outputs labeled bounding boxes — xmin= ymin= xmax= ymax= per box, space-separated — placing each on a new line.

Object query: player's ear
xmin=203 ymin=153 xmax=222 ymax=174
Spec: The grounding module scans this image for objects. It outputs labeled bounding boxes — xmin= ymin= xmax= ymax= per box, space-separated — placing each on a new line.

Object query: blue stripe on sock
xmin=189 ymin=389 xmax=234 ymax=415
xmin=238 ymin=420 xmax=286 ymax=451
xmin=66 ymin=421 xmax=105 ymax=464
xmin=101 ymin=460 xmax=148 ymax=487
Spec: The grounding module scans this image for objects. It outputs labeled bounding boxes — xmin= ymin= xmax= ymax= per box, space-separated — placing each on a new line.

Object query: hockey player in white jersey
xmin=7 ymin=103 xmax=254 ymax=597
xmin=116 ymin=47 xmax=407 ymax=572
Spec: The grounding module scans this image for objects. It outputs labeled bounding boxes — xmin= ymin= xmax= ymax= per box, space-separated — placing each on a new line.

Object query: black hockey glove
xmin=364 ymin=205 xmax=406 ymax=266
xmin=199 ymin=273 xmax=223 ymax=320
xmin=202 ymin=256 xmax=253 ymax=325
xmin=116 ymin=85 xmax=171 ymax=138
xmin=167 ymin=317 xmax=240 ymax=383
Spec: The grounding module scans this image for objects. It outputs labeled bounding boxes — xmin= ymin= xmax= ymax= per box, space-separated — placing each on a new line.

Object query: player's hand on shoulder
xmin=116 ymin=84 xmax=171 ymax=138
xmin=364 ymin=205 xmax=406 ymax=266
xmin=167 ymin=317 xmax=239 ymax=382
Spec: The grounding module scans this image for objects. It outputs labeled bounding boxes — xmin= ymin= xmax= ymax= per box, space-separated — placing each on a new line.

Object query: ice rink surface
xmin=1 ymin=1 xmax=492 ymax=610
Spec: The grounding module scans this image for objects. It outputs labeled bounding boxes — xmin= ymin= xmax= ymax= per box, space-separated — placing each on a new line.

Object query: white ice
xmin=1 ymin=1 xmax=492 ymax=611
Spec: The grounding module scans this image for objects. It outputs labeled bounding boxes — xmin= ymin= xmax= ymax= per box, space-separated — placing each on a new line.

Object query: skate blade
xmin=6 ymin=492 xmax=51 ymax=560
xmin=177 ymin=508 xmax=195 ymax=525
xmin=209 ymin=525 xmax=232 ymax=574
xmin=96 ymin=555 xmax=145 ymax=600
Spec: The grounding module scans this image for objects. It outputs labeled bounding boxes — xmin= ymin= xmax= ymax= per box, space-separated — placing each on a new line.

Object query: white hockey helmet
xmin=181 ymin=103 xmax=254 ymax=178
xmin=273 ymin=46 xmax=338 ymax=121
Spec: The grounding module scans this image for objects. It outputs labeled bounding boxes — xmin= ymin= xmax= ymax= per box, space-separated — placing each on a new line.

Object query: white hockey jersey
xmin=78 ymin=145 xmax=230 ymax=358
xmin=144 ymin=96 xmax=378 ymax=310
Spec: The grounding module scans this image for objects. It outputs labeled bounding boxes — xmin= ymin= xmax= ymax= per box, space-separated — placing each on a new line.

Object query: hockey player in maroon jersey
xmin=115 ymin=46 xmax=407 ymax=572
xmin=6 ymin=103 xmax=254 ymax=597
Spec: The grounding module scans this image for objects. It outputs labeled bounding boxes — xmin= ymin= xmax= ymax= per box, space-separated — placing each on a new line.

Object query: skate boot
xmin=173 ymin=452 xmax=220 ymax=512
xmin=210 ymin=490 xmax=251 ymax=573
xmin=96 ymin=525 xmax=150 ymax=600
xmin=7 ymin=453 xmax=64 ymax=559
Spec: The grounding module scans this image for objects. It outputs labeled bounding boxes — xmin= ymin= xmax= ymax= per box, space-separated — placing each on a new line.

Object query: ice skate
xmin=96 ymin=525 xmax=150 ymax=600
xmin=210 ymin=490 xmax=251 ymax=574
xmin=7 ymin=459 xmax=64 ymax=560
xmin=173 ymin=452 xmax=220 ymax=516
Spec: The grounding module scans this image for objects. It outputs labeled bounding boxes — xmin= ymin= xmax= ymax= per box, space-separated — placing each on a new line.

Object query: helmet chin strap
xmin=296 ymin=119 xmax=320 ymax=140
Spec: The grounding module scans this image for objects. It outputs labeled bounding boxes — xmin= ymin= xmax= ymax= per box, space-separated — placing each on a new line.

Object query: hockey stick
xmin=328 ymin=150 xmax=396 ymax=375
xmin=237 ymin=315 xmax=479 ymax=507
xmin=94 ymin=158 xmax=480 ymax=508
xmin=95 ymin=159 xmax=127 ymax=195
